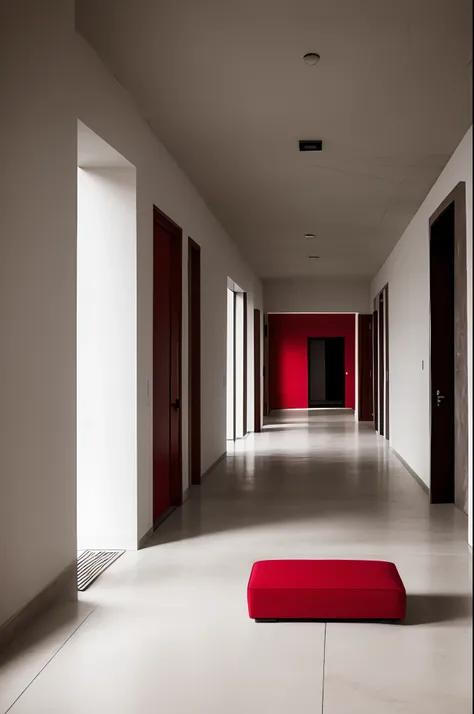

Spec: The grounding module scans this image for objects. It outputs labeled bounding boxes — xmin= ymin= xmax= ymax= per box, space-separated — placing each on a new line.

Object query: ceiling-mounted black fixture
xmin=299 ymin=140 xmax=323 ymax=152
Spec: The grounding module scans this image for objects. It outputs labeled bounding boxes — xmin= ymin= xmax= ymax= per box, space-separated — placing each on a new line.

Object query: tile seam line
xmin=321 ymin=622 xmax=327 ymax=713
xmin=4 ymin=607 xmax=97 ymax=714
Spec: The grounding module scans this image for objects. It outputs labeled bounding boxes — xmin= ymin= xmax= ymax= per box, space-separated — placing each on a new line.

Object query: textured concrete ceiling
xmin=76 ymin=0 xmax=472 ymax=278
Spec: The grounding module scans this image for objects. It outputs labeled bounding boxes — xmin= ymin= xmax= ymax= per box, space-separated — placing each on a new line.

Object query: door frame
xmin=307 ymin=336 xmax=345 ymax=408
xmin=226 ymin=286 xmax=248 ymax=440
xmin=242 ymin=292 xmax=248 ymax=436
xmin=385 ymin=289 xmax=390 ymax=439
xmin=428 ymin=182 xmax=468 ymax=510
xmin=254 ymin=309 xmax=262 ymax=432
xmin=263 ymin=315 xmax=270 ymax=415
xmin=358 ymin=314 xmax=373 ymax=421
xmin=378 ymin=290 xmax=385 ymax=436
xmin=373 ymin=308 xmax=379 ymax=429
xmin=188 ymin=237 xmax=201 ymax=486
xmin=153 ymin=205 xmax=182 ymax=523
xmin=373 ymin=284 xmax=389 ymax=439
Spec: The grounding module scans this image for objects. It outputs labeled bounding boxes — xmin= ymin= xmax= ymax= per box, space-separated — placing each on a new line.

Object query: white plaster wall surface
xmin=77 ymin=168 xmax=137 ymax=551
xmin=371 ymin=127 xmax=472 ymax=546
xmin=0 ymin=0 xmax=77 ymax=626
xmin=264 ymin=277 xmax=371 ymax=314
xmin=73 ymin=34 xmax=263 ymax=543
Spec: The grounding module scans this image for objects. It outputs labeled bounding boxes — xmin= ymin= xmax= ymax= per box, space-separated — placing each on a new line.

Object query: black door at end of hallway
xmin=308 ymin=337 xmax=345 ymax=408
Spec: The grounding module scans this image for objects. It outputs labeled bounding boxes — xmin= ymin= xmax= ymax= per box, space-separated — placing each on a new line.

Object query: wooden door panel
xmin=358 ymin=314 xmax=373 ymax=421
xmin=254 ymin=309 xmax=261 ymax=432
xmin=153 ymin=224 xmax=172 ymax=521
xmin=188 ymin=239 xmax=201 ymax=486
xmin=153 ymin=208 xmax=182 ymax=523
xmin=378 ymin=295 xmax=385 ymax=437
xmin=373 ymin=310 xmax=378 ymax=431
xmin=430 ymin=203 xmax=455 ymax=503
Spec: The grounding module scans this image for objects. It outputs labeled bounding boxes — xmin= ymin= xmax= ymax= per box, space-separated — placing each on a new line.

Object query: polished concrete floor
xmin=1 ymin=411 xmax=472 ymax=713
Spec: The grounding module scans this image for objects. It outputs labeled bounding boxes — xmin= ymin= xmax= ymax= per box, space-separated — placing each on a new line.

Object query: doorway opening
xmin=188 ymin=238 xmax=201 ymax=486
xmin=226 ymin=282 xmax=248 ymax=441
xmin=379 ymin=291 xmax=385 ymax=436
xmin=373 ymin=308 xmax=379 ymax=429
xmin=308 ymin=337 xmax=345 ymax=408
xmin=373 ymin=285 xmax=389 ymax=439
xmin=76 ymin=122 xmax=137 ymax=581
xmin=153 ymin=207 xmax=182 ymax=527
xmin=429 ymin=183 xmax=468 ymax=510
xmin=254 ymin=309 xmax=262 ymax=432
xmin=358 ymin=314 xmax=373 ymax=422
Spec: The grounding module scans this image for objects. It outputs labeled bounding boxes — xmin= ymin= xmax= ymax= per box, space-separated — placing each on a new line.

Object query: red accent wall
xmin=268 ymin=314 xmax=356 ymax=410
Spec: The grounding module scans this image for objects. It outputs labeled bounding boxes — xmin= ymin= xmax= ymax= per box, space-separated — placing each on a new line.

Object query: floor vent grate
xmin=77 ymin=550 xmax=124 ymax=591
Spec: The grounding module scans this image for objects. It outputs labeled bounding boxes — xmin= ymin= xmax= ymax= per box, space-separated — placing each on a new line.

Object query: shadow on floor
xmin=0 ymin=601 xmax=93 ymax=670
xmin=403 ymin=593 xmax=472 ymax=625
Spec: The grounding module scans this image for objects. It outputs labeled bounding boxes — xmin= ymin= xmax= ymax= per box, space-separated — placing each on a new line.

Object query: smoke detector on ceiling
xmin=303 ymin=53 xmax=320 ymax=66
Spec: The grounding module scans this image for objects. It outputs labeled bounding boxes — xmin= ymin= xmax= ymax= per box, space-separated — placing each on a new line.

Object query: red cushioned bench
xmin=247 ymin=560 xmax=406 ymax=622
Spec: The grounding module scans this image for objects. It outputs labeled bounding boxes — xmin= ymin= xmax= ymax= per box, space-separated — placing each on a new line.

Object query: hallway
xmin=1 ymin=411 xmax=471 ymax=713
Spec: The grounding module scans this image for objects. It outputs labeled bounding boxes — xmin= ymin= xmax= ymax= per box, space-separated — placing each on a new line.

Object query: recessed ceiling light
xmin=303 ymin=53 xmax=320 ymax=66
xmin=308 ymin=255 xmax=320 ymax=259
xmin=305 ymin=233 xmax=316 ymax=239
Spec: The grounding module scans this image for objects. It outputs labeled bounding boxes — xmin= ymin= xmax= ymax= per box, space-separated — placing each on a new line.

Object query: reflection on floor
xmin=0 ymin=410 xmax=471 ymax=713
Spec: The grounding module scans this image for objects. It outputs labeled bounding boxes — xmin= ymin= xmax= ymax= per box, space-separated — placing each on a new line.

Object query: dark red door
xmin=378 ymin=294 xmax=385 ymax=436
xmin=263 ymin=316 xmax=269 ymax=415
xmin=153 ymin=207 xmax=182 ymax=524
xmin=358 ymin=315 xmax=373 ymax=421
xmin=384 ymin=288 xmax=390 ymax=439
xmin=188 ymin=238 xmax=201 ymax=486
xmin=254 ymin=309 xmax=261 ymax=432
xmin=373 ymin=309 xmax=378 ymax=431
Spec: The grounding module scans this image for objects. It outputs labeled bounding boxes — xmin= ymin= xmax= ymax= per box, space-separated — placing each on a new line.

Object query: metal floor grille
xmin=77 ymin=550 xmax=124 ymax=591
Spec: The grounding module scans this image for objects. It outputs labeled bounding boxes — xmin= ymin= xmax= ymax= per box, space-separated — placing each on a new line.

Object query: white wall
xmin=264 ymin=277 xmax=371 ymax=314
xmin=0 ymin=1 xmax=77 ymax=627
xmin=74 ymin=36 xmax=263 ymax=543
xmin=0 ymin=2 xmax=262 ymax=628
xmin=371 ymin=126 xmax=472 ymax=547
xmin=76 ymin=42 xmax=261 ymax=542
xmin=77 ymin=168 xmax=137 ymax=550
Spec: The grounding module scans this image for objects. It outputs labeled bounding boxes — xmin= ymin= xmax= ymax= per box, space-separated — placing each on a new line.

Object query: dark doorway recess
xmin=188 ymin=238 xmax=201 ymax=486
xmin=254 ymin=309 xmax=262 ymax=432
xmin=385 ymin=289 xmax=390 ymax=439
xmin=373 ymin=284 xmax=389 ymax=439
xmin=152 ymin=206 xmax=182 ymax=527
xmin=308 ymin=337 xmax=345 ymax=408
xmin=429 ymin=182 xmax=468 ymax=510
xmin=358 ymin=315 xmax=373 ymax=421
xmin=243 ymin=293 xmax=248 ymax=436
xmin=263 ymin=316 xmax=270 ymax=416
xmin=373 ymin=309 xmax=379 ymax=430
xmin=378 ymin=291 xmax=385 ymax=437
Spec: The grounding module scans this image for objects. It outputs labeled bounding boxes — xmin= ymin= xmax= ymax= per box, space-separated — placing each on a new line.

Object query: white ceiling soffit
xmin=77 ymin=120 xmax=133 ymax=169
xmin=76 ymin=0 xmax=472 ymax=278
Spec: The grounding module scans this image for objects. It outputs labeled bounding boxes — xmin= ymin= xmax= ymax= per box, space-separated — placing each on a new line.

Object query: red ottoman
xmin=247 ymin=560 xmax=406 ymax=621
